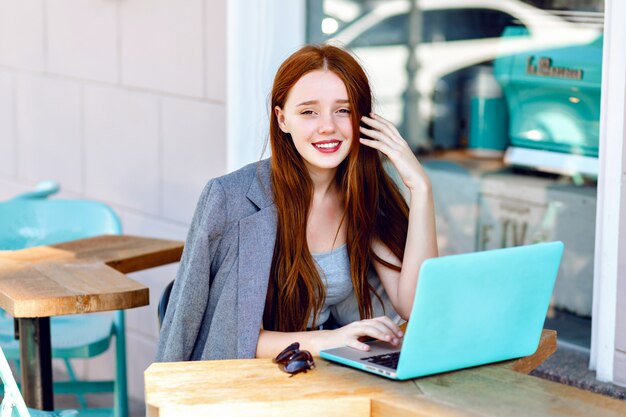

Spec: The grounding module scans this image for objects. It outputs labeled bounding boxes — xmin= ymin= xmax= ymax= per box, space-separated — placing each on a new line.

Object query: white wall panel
xmin=0 ymin=178 xmax=29 ymax=200
xmin=120 ymin=208 xmax=188 ymax=241
xmin=205 ymin=0 xmax=226 ymax=102
xmin=0 ymin=0 xmax=45 ymax=71
xmin=161 ymin=97 xmax=226 ymax=223
xmin=126 ymin=265 xmax=179 ymax=340
xmin=47 ymin=0 xmax=118 ymax=82
xmin=0 ymin=71 xmax=16 ymax=177
xmin=16 ymin=75 xmax=82 ymax=192
xmin=120 ymin=0 xmax=204 ymax=97
xmin=125 ymin=333 xmax=158 ymax=401
xmin=84 ymin=85 xmax=159 ymax=214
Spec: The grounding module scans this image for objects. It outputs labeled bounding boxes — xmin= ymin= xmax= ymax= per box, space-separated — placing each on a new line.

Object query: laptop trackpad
xmin=324 ymin=339 xmax=402 ymax=362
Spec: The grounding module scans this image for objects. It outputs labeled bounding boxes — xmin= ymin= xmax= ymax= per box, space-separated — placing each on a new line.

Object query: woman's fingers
xmin=359 ymin=137 xmax=392 ymax=155
xmin=359 ymin=125 xmax=401 ymax=150
xmin=367 ymin=317 xmax=403 ymax=342
xmin=359 ymin=112 xmax=429 ymax=192
xmin=369 ymin=112 xmax=403 ymax=138
xmin=346 ymin=338 xmax=371 ymax=351
xmin=372 ymin=316 xmax=403 ymax=337
xmin=358 ymin=322 xmax=396 ymax=344
xmin=351 ymin=318 xmax=402 ymax=345
xmin=329 ymin=317 xmax=404 ymax=352
xmin=361 ymin=114 xmax=404 ymax=145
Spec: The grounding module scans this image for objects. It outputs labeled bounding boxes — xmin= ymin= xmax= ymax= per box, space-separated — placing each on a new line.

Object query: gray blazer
xmin=156 ymin=159 xmax=277 ymax=361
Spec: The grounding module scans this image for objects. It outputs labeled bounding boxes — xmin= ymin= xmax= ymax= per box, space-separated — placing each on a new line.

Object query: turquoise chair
xmin=9 ymin=181 xmax=61 ymax=200
xmin=0 ymin=344 xmax=78 ymax=417
xmin=0 ymin=199 xmax=128 ymax=417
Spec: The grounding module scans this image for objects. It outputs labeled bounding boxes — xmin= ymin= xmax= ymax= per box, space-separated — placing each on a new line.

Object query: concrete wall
xmin=0 ymin=0 xmax=227 ymax=401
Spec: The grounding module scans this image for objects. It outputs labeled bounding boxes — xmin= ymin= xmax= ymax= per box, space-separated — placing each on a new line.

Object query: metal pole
xmin=306 ymin=0 xmax=326 ymax=43
xmin=402 ymin=0 xmax=428 ymax=150
xmin=19 ymin=317 xmax=54 ymax=410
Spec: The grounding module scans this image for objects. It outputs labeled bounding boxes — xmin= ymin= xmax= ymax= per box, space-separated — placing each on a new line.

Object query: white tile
xmin=205 ymin=0 xmax=226 ymax=102
xmin=161 ymin=97 xmax=226 ymax=223
xmin=46 ymin=0 xmax=118 ymax=82
xmin=618 ymin=246 xmax=626 ymax=353
xmin=120 ymin=0 xmax=204 ymax=97
xmin=126 ymin=263 xmax=179 ymax=340
xmin=0 ymin=178 xmax=30 ymax=200
xmin=120 ymin=209 xmax=188 ymax=240
xmin=84 ymin=85 xmax=160 ymax=214
xmin=615 ymin=350 xmax=626 ymax=387
xmin=16 ymin=75 xmax=82 ymax=192
xmin=0 ymin=71 xmax=16 ymax=177
xmin=0 ymin=0 xmax=45 ymax=70
xmin=125 ymin=333 xmax=156 ymax=401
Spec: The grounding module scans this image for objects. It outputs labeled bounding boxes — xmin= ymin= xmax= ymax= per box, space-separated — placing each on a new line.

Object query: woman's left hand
xmin=359 ymin=113 xmax=430 ymax=193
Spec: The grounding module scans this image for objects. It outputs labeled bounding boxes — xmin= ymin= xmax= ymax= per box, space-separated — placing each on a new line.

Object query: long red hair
xmin=263 ymin=44 xmax=409 ymax=331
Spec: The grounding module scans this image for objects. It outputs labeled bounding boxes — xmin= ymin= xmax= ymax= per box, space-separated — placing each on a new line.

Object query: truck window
xmin=438 ymin=9 xmax=524 ymax=42
xmin=349 ymin=14 xmax=407 ymax=47
xmin=348 ymin=8 xmax=525 ymax=48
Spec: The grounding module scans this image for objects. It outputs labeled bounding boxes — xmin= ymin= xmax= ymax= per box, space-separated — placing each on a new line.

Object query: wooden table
xmin=145 ymin=330 xmax=626 ymax=416
xmin=0 ymin=235 xmax=184 ymax=410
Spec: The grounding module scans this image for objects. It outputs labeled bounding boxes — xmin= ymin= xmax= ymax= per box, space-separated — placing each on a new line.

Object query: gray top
xmin=308 ymin=244 xmax=354 ymax=328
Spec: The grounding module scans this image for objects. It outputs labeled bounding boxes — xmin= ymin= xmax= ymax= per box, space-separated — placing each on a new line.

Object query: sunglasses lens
xmin=283 ymin=359 xmax=309 ymax=374
xmin=273 ymin=342 xmax=300 ymax=364
xmin=282 ymin=350 xmax=315 ymax=374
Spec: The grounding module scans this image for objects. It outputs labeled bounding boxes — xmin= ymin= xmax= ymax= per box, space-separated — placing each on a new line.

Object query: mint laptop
xmin=319 ymin=241 xmax=564 ymax=380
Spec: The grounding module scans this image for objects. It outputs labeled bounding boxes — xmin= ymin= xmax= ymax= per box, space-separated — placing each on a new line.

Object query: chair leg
xmin=114 ymin=310 xmax=129 ymax=417
xmin=62 ymin=358 xmax=88 ymax=409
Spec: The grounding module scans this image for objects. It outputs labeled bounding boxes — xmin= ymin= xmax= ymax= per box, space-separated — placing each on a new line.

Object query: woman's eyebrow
xmin=296 ymin=99 xmax=350 ymax=106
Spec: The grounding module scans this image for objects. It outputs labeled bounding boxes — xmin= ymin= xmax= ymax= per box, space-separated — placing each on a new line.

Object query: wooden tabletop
xmin=145 ymin=330 xmax=626 ymax=417
xmin=0 ymin=235 xmax=184 ymax=318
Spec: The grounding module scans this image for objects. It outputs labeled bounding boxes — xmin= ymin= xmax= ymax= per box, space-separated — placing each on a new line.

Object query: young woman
xmin=157 ymin=44 xmax=438 ymax=362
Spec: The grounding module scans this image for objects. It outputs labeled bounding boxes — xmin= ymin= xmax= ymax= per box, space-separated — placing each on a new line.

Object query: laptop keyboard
xmin=361 ymin=351 xmax=400 ymax=370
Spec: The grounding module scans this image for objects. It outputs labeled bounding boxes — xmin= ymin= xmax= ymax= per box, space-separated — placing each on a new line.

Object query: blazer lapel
xmin=237 ymin=160 xmax=277 ymax=357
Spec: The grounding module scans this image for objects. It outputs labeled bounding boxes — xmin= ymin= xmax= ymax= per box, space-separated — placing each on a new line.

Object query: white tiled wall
xmin=0 ymin=0 xmax=227 ymax=403
xmin=120 ymin=0 xmax=205 ymax=97
xmin=0 ymin=70 xmax=16 ymax=177
xmin=84 ymin=85 xmax=160 ymax=214
xmin=46 ymin=0 xmax=119 ymax=83
xmin=205 ymin=0 xmax=226 ymax=102
xmin=0 ymin=0 xmax=45 ymax=71
xmin=17 ymin=75 xmax=83 ymax=193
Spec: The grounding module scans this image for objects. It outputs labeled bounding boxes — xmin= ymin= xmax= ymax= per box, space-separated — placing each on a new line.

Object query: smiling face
xmin=274 ymin=70 xmax=353 ymax=176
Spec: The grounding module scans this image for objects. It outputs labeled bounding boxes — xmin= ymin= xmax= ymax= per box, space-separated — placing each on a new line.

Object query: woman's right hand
xmin=316 ymin=316 xmax=404 ymax=353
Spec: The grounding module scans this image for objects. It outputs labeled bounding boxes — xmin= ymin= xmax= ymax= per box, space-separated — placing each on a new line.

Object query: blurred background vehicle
xmin=327 ymin=0 xmax=602 ymax=150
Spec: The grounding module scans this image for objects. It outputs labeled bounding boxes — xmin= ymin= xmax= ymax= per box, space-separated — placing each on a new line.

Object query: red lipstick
xmin=312 ymin=140 xmax=342 ymax=153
